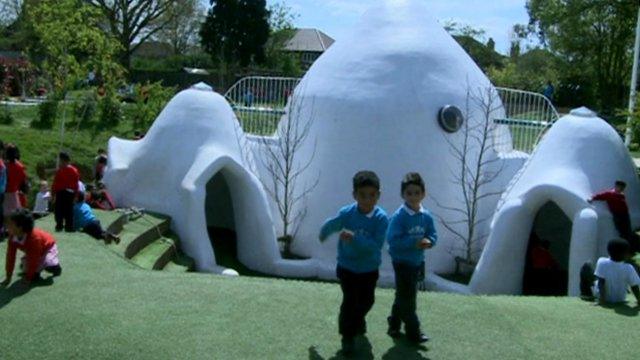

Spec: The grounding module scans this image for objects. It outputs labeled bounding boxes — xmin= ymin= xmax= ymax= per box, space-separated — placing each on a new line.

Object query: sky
xmin=263 ymin=0 xmax=531 ymax=55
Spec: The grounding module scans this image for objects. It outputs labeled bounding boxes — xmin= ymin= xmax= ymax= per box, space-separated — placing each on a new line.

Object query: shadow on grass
xmin=602 ymin=303 xmax=640 ymax=317
xmin=381 ymin=337 xmax=430 ymax=360
xmin=308 ymin=336 xmax=430 ymax=360
xmin=0 ymin=276 xmax=54 ymax=310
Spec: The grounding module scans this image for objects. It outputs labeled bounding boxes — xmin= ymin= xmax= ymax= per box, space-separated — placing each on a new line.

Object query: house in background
xmin=283 ymin=28 xmax=334 ymax=69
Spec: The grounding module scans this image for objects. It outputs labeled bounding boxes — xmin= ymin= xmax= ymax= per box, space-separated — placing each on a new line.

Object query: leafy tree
xmin=154 ymin=0 xmax=205 ymax=55
xmin=488 ymin=48 xmax=559 ymax=94
xmin=86 ymin=0 xmax=175 ymax=70
xmin=200 ymin=0 xmax=270 ymax=83
xmin=264 ymin=1 xmax=302 ymax=76
xmin=29 ymin=0 xmax=123 ymax=97
xmin=443 ymin=21 xmax=504 ymax=72
xmin=526 ymin=0 xmax=637 ymax=113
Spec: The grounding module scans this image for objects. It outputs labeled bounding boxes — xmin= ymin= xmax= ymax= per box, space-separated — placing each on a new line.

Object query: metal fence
xmin=224 ymin=76 xmax=301 ymax=136
xmin=224 ymin=77 xmax=561 ymax=153
xmin=494 ymin=87 xmax=560 ymax=153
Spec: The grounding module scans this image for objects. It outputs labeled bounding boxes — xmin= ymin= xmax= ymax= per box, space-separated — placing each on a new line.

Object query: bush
xmin=131 ymin=82 xmax=176 ymax=130
xmin=98 ymin=92 xmax=122 ymax=128
xmin=0 ymin=105 xmax=14 ymax=125
xmin=32 ymin=99 xmax=58 ymax=129
xmin=73 ymin=91 xmax=98 ymax=125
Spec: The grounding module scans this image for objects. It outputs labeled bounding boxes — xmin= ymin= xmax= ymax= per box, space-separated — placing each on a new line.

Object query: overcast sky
xmin=262 ymin=0 xmax=531 ymax=55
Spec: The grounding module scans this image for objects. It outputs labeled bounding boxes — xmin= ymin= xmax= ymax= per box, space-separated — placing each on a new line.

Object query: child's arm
xmin=319 ymin=210 xmax=345 ymax=242
xmin=597 ymin=277 xmax=606 ymax=305
xmin=424 ymin=215 xmax=438 ymax=246
xmin=2 ymin=241 xmax=18 ymax=286
xmin=632 ymin=285 xmax=640 ymax=306
xmin=349 ymin=215 xmax=389 ymax=253
xmin=387 ymin=215 xmax=418 ymax=249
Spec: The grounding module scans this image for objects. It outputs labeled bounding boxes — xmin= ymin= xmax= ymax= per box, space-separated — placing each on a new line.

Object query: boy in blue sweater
xmin=319 ymin=171 xmax=389 ymax=355
xmin=386 ymin=172 xmax=437 ymax=343
xmin=73 ymin=191 xmax=120 ymax=244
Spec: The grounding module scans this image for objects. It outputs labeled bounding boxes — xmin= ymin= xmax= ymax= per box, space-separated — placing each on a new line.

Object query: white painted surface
xmin=470 ymin=108 xmax=640 ymax=295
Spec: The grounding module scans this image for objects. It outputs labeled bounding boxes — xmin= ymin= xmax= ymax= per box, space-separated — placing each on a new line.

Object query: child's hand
xmin=339 ymin=230 xmax=354 ymax=243
xmin=417 ymin=238 xmax=432 ymax=249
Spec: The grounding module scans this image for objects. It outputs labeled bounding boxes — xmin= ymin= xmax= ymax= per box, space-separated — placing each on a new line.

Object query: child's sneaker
xmin=408 ymin=332 xmax=430 ymax=344
xmin=386 ymin=317 xmax=401 ymax=338
xmin=341 ymin=337 xmax=355 ymax=356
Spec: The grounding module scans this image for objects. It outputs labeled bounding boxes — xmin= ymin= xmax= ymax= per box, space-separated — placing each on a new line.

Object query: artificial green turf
xmin=1 ymin=215 xmax=639 ymax=359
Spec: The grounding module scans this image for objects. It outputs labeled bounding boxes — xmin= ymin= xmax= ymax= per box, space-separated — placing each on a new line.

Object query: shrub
xmin=0 ymin=105 xmax=14 ymax=125
xmin=32 ymin=99 xmax=58 ymax=129
xmin=98 ymin=92 xmax=122 ymax=128
xmin=73 ymin=91 xmax=98 ymax=126
xmin=131 ymin=82 xmax=176 ymax=130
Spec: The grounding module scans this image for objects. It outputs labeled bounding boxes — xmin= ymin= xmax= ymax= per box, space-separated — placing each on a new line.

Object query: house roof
xmin=284 ymin=28 xmax=334 ymax=53
xmin=131 ymin=41 xmax=173 ymax=59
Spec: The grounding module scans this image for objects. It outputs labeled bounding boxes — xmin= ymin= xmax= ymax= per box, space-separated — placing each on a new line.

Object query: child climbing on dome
xmin=319 ymin=170 xmax=389 ymax=356
xmin=589 ymin=181 xmax=640 ymax=253
xmin=386 ymin=172 xmax=437 ymax=344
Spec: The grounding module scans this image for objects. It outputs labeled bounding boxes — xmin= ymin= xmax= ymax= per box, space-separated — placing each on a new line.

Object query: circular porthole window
xmin=438 ymin=105 xmax=464 ymax=133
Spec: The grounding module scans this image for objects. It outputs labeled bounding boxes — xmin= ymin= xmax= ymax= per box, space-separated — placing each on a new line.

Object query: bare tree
xmin=154 ymin=0 xmax=204 ymax=55
xmin=86 ymin=0 xmax=176 ymax=69
xmin=259 ymin=93 xmax=318 ymax=254
xmin=434 ymin=86 xmax=507 ymax=274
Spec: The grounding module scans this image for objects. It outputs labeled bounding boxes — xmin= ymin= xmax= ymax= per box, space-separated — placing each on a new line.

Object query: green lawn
xmin=0 ymin=214 xmax=639 ymax=359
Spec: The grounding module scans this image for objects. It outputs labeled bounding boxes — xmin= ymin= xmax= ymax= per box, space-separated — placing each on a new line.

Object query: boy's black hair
xmin=4 ymin=143 xmax=19 ymax=162
xmin=401 ymin=172 xmax=425 ymax=194
xmin=59 ymin=151 xmax=71 ymax=162
xmin=607 ymin=239 xmax=630 ymax=262
xmin=615 ymin=180 xmax=627 ymax=189
xmin=352 ymin=171 xmax=380 ymax=191
xmin=97 ymin=156 xmax=107 ymax=164
xmin=76 ymin=190 xmax=86 ymax=202
xmin=9 ymin=208 xmax=35 ymax=233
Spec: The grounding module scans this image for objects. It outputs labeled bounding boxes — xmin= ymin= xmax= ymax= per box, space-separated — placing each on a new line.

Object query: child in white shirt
xmin=32 ymin=180 xmax=51 ymax=218
xmin=594 ymin=239 xmax=640 ymax=305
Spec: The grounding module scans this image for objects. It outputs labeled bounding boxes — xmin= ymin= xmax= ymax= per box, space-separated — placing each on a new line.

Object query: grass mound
xmin=0 ymin=214 xmax=639 ymax=359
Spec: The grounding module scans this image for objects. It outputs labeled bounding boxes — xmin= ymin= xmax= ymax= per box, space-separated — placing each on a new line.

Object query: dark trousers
xmin=612 ymin=213 xmax=640 ymax=253
xmin=83 ymin=219 xmax=106 ymax=240
xmin=54 ymin=191 xmax=75 ymax=231
xmin=336 ymin=265 xmax=379 ymax=339
xmin=388 ymin=262 xmax=421 ymax=337
xmin=0 ymin=192 xmax=4 ymax=230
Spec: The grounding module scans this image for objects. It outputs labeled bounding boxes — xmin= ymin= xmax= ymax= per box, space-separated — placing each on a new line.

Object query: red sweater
xmin=5 ymin=228 xmax=57 ymax=281
xmin=6 ymin=161 xmax=26 ymax=193
xmin=592 ymin=189 xmax=629 ymax=215
xmin=52 ymin=164 xmax=80 ymax=193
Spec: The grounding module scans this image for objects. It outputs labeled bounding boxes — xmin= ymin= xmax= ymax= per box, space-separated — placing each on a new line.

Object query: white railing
xmin=224 ymin=76 xmax=301 ymax=135
xmin=495 ymin=87 xmax=560 ymax=153
xmin=224 ymin=78 xmax=561 ymax=152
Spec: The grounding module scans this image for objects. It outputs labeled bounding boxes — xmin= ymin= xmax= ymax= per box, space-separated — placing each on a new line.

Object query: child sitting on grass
xmin=386 ymin=172 xmax=436 ymax=343
xmin=592 ymin=239 xmax=640 ymax=306
xmin=319 ymin=171 xmax=389 ymax=356
xmin=1 ymin=209 xmax=61 ymax=287
xmin=73 ymin=191 xmax=120 ymax=244
xmin=32 ymin=180 xmax=51 ymax=218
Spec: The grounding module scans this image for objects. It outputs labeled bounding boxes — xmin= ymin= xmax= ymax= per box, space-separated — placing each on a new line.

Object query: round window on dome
xmin=438 ymin=105 xmax=464 ymax=133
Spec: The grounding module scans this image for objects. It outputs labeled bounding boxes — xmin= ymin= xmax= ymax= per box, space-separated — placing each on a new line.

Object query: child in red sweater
xmin=589 ymin=181 xmax=640 ymax=253
xmin=1 ymin=209 xmax=61 ymax=287
xmin=52 ymin=152 xmax=80 ymax=232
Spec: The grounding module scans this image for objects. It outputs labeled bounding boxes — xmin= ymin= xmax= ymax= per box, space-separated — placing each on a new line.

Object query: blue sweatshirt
xmin=73 ymin=201 xmax=97 ymax=230
xmin=319 ymin=203 xmax=389 ymax=273
xmin=387 ymin=204 xmax=438 ymax=266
